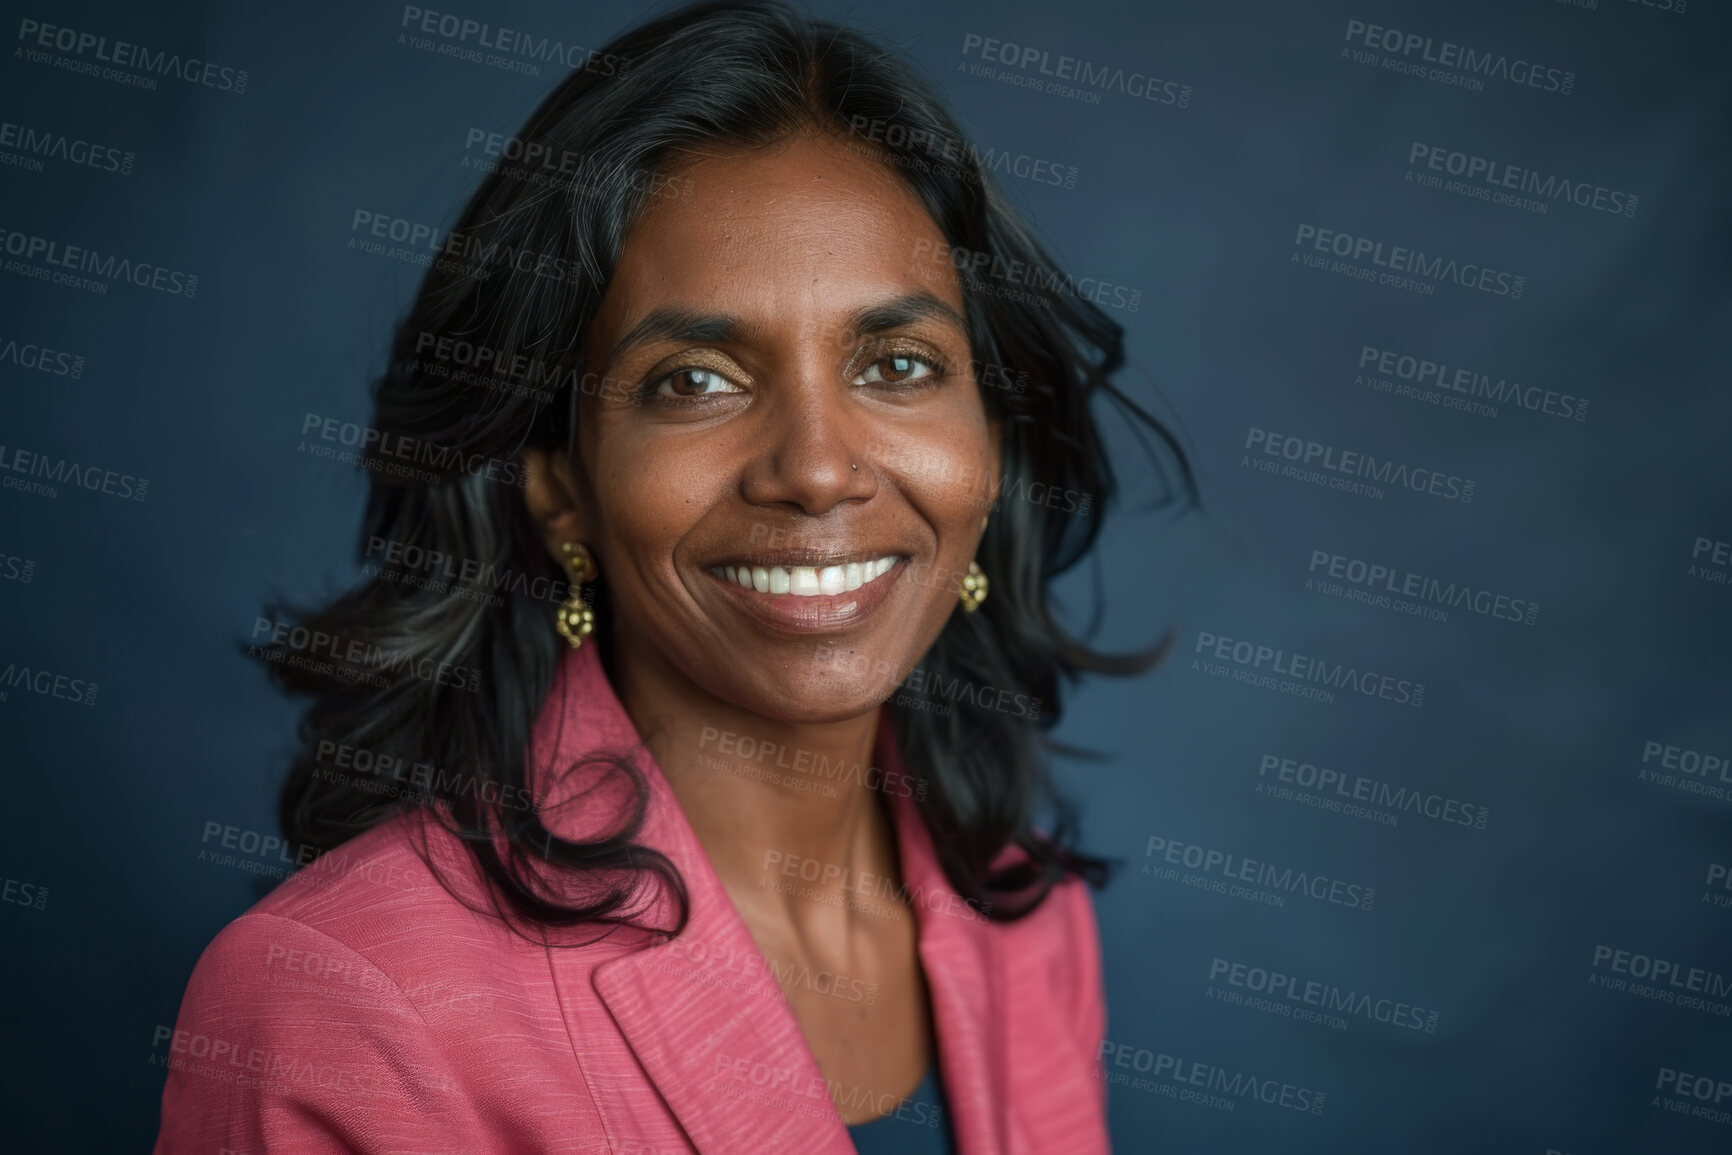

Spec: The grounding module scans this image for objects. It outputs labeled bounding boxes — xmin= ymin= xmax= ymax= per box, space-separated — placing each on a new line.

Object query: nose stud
xmin=850 ymin=462 xmax=858 ymax=471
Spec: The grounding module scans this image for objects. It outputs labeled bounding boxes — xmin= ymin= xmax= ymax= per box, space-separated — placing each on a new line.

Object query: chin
xmin=719 ymin=669 xmax=908 ymax=725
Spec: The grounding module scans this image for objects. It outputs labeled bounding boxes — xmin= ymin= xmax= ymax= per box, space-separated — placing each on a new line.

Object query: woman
xmin=155 ymin=2 xmax=1191 ymax=1151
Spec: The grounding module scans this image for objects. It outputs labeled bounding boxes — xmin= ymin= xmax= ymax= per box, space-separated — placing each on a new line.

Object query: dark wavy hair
xmin=257 ymin=0 xmax=1195 ymax=940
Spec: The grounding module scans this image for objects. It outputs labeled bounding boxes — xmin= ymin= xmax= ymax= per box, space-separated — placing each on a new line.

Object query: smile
xmin=707 ymin=556 xmax=901 ymax=597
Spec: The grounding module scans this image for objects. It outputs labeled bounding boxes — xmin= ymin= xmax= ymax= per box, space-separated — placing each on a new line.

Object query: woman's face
xmin=547 ymin=131 xmax=1000 ymax=723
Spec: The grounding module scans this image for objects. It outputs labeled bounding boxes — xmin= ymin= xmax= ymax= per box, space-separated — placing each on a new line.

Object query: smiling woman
xmin=155 ymin=1 xmax=1192 ymax=1152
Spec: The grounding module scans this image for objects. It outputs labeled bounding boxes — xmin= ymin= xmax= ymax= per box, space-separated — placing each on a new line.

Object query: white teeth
xmin=710 ymin=556 xmax=900 ymax=597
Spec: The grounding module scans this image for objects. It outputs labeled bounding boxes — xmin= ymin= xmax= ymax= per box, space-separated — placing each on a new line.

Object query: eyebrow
xmin=602 ymin=291 xmax=969 ymax=367
xmin=841 ymin=291 xmax=969 ymax=341
xmin=604 ymin=307 xmax=742 ymax=367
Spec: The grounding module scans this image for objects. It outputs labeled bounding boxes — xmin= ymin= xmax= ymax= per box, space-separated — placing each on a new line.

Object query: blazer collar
xmin=528 ymin=643 xmax=1012 ymax=1155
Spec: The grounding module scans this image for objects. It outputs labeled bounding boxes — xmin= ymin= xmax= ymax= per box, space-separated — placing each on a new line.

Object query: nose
xmin=738 ymin=374 xmax=878 ymax=517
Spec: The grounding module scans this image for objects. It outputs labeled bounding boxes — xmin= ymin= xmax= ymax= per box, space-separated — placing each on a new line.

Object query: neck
xmin=609 ymin=637 xmax=904 ymax=927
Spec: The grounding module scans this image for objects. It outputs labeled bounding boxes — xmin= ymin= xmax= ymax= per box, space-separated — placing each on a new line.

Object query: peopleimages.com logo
xmin=1193 ymin=628 xmax=1426 ymax=708
xmin=1355 ymin=344 xmax=1586 ymax=423
xmin=1406 ymin=142 xmax=1636 ymax=218
xmin=397 ymin=6 xmax=628 ymax=77
xmin=959 ymin=33 xmax=1191 ymax=108
xmin=1243 ymin=427 xmax=1474 ymax=506
xmin=0 ymin=334 xmax=85 ymax=378
xmin=1098 ymin=1039 xmax=1326 ymax=1114
xmin=0 ymin=227 xmax=198 ymax=297
xmin=0 ymin=661 xmax=98 ymax=705
xmin=1306 ymin=548 xmax=1539 ymax=627
xmin=14 ymin=17 xmax=250 ymax=93
xmin=0 ymin=442 xmax=148 ymax=502
xmin=1293 ymin=224 xmax=1523 ymax=298
xmin=0 ymin=118 xmax=135 ymax=176
xmin=1340 ymin=19 xmax=1574 ymax=96
xmin=1144 ymin=835 xmax=1376 ymax=910
xmin=1206 ymin=957 xmax=1440 ymax=1033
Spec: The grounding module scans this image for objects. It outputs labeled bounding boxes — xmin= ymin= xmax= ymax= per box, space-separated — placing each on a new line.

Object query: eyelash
xmin=854 ymin=350 xmax=949 ymax=389
xmin=634 ymin=367 xmax=737 ymax=405
xmin=632 ymin=346 xmax=951 ymax=406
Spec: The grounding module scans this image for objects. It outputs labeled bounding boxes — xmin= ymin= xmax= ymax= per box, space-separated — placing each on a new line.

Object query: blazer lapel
xmin=589 ymin=888 xmax=857 ymax=1154
xmin=534 ymin=646 xmax=853 ymax=1154
xmin=532 ymin=645 xmax=1025 ymax=1154
xmin=879 ymin=716 xmax=1023 ymax=1155
xmin=884 ymin=718 xmax=1104 ymax=1154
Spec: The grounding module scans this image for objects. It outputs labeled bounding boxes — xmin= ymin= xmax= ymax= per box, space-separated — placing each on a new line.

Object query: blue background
xmin=2 ymin=0 xmax=1728 ymax=1151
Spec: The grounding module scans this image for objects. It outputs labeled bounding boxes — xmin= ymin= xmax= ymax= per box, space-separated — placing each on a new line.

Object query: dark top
xmin=845 ymin=1063 xmax=958 ymax=1154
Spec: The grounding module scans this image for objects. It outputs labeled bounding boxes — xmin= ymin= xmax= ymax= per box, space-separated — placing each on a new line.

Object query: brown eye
xmin=853 ymin=354 xmax=936 ymax=386
xmin=655 ymin=367 xmax=741 ymax=398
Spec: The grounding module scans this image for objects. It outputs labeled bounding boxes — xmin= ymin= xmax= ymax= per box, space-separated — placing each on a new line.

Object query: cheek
xmin=883 ymin=416 xmax=997 ymax=524
xmin=591 ymin=434 xmax=720 ymax=572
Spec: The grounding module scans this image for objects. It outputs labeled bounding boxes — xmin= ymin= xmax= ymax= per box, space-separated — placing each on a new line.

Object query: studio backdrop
xmin=2 ymin=0 xmax=1728 ymax=1151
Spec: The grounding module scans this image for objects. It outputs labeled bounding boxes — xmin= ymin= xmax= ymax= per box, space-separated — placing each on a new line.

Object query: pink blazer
xmin=154 ymin=643 xmax=1111 ymax=1153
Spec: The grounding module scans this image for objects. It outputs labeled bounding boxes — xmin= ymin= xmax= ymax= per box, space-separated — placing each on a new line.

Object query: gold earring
xmin=555 ymin=542 xmax=599 ymax=649
xmin=959 ymin=560 xmax=988 ymax=613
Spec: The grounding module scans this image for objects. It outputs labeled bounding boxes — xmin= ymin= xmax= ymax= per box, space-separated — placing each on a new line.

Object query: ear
xmin=521 ymin=447 xmax=594 ymax=566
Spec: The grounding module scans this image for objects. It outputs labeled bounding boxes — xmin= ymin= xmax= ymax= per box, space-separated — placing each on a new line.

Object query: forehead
xmin=591 ymin=133 xmax=964 ymax=344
